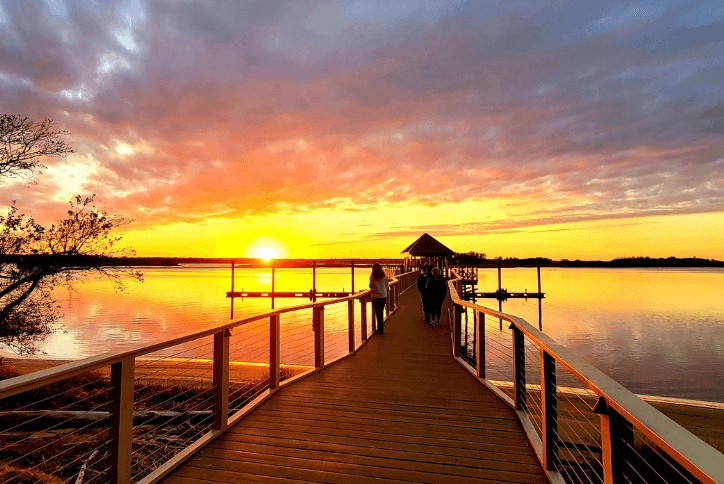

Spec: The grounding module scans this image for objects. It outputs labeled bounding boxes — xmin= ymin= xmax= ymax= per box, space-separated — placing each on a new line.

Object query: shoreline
xmin=4 ymin=358 xmax=723 ymax=408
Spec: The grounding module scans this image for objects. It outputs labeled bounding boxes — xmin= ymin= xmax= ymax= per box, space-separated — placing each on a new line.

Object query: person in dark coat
xmin=416 ymin=264 xmax=431 ymax=321
xmin=426 ymin=267 xmax=448 ymax=326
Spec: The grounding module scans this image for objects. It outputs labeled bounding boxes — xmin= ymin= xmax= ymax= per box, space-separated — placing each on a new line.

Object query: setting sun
xmin=243 ymin=237 xmax=289 ymax=259
xmin=254 ymin=247 xmax=278 ymax=261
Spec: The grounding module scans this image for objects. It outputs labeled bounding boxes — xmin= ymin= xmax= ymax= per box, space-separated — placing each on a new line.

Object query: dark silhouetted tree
xmin=1 ymin=115 xmax=141 ymax=354
xmin=0 ymin=114 xmax=75 ymax=181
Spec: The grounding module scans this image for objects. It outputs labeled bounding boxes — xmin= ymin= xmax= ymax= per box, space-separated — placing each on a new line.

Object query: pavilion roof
xmin=401 ymin=233 xmax=455 ymax=256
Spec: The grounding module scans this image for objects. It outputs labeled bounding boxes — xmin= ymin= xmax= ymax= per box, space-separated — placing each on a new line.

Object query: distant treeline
xmin=451 ymin=253 xmax=724 ymax=268
xmin=10 ymin=254 xmax=723 ymax=269
xmin=92 ymin=255 xmax=724 ymax=268
xmin=101 ymin=257 xmax=404 ymax=268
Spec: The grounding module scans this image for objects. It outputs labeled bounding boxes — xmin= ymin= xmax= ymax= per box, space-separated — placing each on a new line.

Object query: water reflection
xmin=470 ymin=267 xmax=724 ymax=403
xmin=4 ymin=265 xmax=723 ymax=403
xmin=21 ymin=265 xmax=369 ymax=360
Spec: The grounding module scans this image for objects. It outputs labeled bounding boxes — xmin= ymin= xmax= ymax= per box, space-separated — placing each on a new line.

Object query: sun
xmin=244 ymin=236 xmax=288 ymax=259
xmin=254 ymin=247 xmax=279 ymax=261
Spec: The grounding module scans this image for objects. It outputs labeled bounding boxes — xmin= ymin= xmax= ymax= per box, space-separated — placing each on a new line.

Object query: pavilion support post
xmin=108 ymin=356 xmax=135 ymax=484
xmin=499 ymin=299 xmax=503 ymax=330
xmin=538 ymin=260 xmax=543 ymax=330
xmin=230 ymin=261 xmax=235 ymax=319
xmin=313 ymin=306 xmax=325 ymax=369
xmin=498 ymin=258 xmax=502 ymax=291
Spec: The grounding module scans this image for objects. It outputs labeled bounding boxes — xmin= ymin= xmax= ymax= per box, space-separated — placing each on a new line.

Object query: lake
xmin=4 ymin=265 xmax=723 ymax=404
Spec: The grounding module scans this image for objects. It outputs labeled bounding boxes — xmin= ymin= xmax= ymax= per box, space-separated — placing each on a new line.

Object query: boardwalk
xmin=160 ymin=288 xmax=548 ymax=484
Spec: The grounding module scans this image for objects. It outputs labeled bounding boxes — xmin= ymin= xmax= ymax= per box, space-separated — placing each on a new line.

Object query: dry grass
xmin=0 ymin=361 xmax=299 ymax=483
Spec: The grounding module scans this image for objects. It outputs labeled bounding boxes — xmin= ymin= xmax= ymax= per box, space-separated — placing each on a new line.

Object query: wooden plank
xmin=227 ymin=416 xmax=527 ymax=446
xmin=240 ymin=412 xmax=527 ymax=443
xmin=174 ymin=463 xmax=414 ymax=484
xmin=226 ymin=291 xmax=353 ymax=298
xmin=250 ymin=406 xmax=524 ymax=433
xmin=203 ymin=441 xmax=546 ymax=481
xmin=186 ymin=453 xmax=545 ymax=484
xmin=207 ymin=437 xmax=545 ymax=474
xmin=216 ymin=431 xmax=542 ymax=465
xmin=259 ymin=397 xmax=521 ymax=422
xmin=229 ymin=425 xmax=537 ymax=460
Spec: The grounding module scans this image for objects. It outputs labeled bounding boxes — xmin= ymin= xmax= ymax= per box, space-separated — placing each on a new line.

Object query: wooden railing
xmin=446 ymin=271 xmax=724 ymax=484
xmin=0 ymin=271 xmax=419 ymax=484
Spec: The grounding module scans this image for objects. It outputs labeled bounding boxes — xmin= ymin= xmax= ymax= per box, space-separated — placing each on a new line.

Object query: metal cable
xmin=551 ymin=419 xmax=602 ymax=484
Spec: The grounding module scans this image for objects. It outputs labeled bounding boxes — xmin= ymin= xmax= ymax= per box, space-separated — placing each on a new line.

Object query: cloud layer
xmin=1 ymin=0 xmax=723 ymax=241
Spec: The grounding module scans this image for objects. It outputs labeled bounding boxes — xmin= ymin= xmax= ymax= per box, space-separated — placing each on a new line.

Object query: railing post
xmin=541 ymin=349 xmax=558 ymax=470
xmin=453 ymin=304 xmax=462 ymax=357
xmin=348 ymin=299 xmax=355 ymax=353
xmin=385 ymin=289 xmax=390 ymax=319
xmin=314 ymin=305 xmax=325 ymax=369
xmin=269 ymin=315 xmax=280 ymax=391
xmin=360 ymin=297 xmax=368 ymax=341
xmin=213 ymin=329 xmax=230 ymax=430
xmin=108 ymin=356 xmax=135 ymax=484
xmin=512 ymin=326 xmax=527 ymax=412
xmin=595 ymin=397 xmax=634 ymax=484
xmin=476 ymin=311 xmax=485 ymax=379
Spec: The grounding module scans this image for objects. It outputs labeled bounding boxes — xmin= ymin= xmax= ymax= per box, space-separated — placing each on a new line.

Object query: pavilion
xmin=401 ymin=233 xmax=455 ymax=276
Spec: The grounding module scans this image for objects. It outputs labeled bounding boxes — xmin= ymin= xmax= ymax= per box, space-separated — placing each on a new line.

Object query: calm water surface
xmin=479 ymin=267 xmax=724 ymax=403
xmin=5 ymin=265 xmax=724 ymax=404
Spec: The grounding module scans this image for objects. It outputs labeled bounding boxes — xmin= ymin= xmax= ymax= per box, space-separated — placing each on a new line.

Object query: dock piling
xmin=230 ymin=261 xmax=235 ymax=319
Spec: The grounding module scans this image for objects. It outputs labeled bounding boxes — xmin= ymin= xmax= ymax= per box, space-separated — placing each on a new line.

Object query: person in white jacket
xmin=369 ymin=263 xmax=388 ymax=335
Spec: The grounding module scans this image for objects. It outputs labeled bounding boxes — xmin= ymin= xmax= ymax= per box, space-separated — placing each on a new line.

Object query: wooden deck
xmin=160 ymin=288 xmax=548 ymax=484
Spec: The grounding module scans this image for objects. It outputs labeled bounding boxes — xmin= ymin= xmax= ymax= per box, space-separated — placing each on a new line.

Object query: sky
xmin=1 ymin=0 xmax=723 ymax=259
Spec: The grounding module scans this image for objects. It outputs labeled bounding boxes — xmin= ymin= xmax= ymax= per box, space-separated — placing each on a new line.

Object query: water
xmin=4 ymin=265 xmax=724 ymax=403
xmin=25 ymin=265 xmax=369 ymax=359
xmin=473 ymin=267 xmax=724 ymax=404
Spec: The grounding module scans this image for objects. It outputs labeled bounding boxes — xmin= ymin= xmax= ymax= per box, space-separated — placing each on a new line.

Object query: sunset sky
xmin=1 ymin=0 xmax=723 ymax=259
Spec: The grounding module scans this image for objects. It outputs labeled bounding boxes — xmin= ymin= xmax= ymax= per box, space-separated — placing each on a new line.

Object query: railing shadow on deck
xmin=445 ymin=270 xmax=724 ymax=484
xmin=0 ymin=270 xmax=419 ymax=484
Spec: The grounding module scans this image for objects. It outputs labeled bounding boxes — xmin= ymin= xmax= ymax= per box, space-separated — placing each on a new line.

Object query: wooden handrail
xmin=446 ymin=270 xmax=724 ymax=484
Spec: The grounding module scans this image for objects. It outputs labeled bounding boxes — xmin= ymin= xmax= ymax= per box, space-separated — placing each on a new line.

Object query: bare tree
xmin=1 ymin=115 xmax=141 ymax=354
xmin=0 ymin=114 xmax=75 ymax=181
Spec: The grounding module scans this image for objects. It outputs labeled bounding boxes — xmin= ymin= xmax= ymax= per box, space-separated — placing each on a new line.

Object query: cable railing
xmin=446 ymin=270 xmax=724 ymax=484
xmin=0 ymin=270 xmax=419 ymax=484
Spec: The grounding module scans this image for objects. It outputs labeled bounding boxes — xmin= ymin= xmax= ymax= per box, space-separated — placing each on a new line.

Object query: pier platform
xmin=160 ymin=289 xmax=548 ymax=483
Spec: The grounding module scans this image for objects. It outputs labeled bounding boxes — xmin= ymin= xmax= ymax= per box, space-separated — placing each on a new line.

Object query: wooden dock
xmin=475 ymin=291 xmax=544 ymax=300
xmin=160 ymin=289 xmax=548 ymax=484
